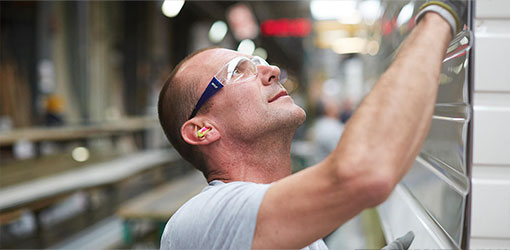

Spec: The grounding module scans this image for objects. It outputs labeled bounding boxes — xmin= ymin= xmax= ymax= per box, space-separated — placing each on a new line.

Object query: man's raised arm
xmin=253 ymin=2 xmax=466 ymax=248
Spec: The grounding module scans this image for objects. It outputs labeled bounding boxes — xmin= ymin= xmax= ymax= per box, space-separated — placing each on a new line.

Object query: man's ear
xmin=181 ymin=119 xmax=220 ymax=145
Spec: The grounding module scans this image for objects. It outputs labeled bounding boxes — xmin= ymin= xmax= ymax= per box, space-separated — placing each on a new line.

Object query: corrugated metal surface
xmin=376 ymin=1 xmax=473 ymax=249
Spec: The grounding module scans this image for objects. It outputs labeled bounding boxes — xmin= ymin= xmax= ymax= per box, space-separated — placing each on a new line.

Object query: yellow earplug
xmin=197 ymin=127 xmax=211 ymax=138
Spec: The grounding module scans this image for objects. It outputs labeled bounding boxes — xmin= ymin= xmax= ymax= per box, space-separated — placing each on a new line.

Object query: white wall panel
xmin=471 ymin=237 xmax=510 ymax=249
xmin=476 ymin=0 xmax=510 ymax=18
xmin=471 ymin=3 xmax=510 ymax=247
xmin=474 ymin=20 xmax=510 ymax=92
xmin=471 ymin=166 xmax=510 ymax=238
xmin=473 ymin=92 xmax=510 ymax=165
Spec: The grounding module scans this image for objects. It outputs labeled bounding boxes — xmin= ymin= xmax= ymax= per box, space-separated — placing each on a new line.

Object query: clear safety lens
xmin=214 ymin=56 xmax=270 ymax=85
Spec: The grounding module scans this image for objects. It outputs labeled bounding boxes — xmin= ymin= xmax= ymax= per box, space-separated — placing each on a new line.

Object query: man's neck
xmin=205 ymin=131 xmax=293 ymax=184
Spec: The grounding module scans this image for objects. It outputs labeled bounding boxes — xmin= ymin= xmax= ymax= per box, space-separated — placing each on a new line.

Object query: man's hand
xmin=415 ymin=0 xmax=468 ymax=37
xmin=382 ymin=231 xmax=415 ymax=250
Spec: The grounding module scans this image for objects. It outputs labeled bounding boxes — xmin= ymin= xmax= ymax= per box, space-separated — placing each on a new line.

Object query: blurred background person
xmin=309 ymin=97 xmax=344 ymax=164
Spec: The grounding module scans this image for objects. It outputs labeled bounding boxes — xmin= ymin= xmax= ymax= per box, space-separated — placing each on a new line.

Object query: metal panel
xmin=376 ymin=1 xmax=473 ymax=249
xmin=378 ymin=185 xmax=458 ymax=249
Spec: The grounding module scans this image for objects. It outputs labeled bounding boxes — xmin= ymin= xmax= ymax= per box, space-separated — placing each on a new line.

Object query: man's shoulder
xmin=160 ymin=181 xmax=271 ymax=249
xmin=170 ymin=181 xmax=270 ymax=222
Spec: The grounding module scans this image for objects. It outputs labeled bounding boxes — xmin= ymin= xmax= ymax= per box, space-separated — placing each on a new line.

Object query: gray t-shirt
xmin=160 ymin=180 xmax=328 ymax=250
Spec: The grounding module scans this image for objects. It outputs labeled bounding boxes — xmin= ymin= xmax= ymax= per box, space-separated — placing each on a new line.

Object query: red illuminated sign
xmin=261 ymin=18 xmax=312 ymax=37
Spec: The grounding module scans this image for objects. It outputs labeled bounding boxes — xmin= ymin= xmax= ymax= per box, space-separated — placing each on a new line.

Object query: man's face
xmin=181 ymin=48 xmax=306 ymax=141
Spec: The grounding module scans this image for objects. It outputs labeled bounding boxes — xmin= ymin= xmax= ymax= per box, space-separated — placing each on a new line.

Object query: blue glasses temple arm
xmin=189 ymin=77 xmax=224 ymax=119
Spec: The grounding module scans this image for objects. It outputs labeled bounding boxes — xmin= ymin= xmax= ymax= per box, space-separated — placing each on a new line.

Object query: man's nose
xmin=257 ymin=64 xmax=281 ymax=86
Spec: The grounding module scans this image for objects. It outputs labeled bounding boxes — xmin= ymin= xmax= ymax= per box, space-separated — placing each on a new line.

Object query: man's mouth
xmin=268 ymin=90 xmax=288 ymax=103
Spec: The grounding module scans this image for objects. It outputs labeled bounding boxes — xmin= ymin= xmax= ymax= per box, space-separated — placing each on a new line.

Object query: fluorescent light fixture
xmin=332 ymin=37 xmax=367 ymax=54
xmin=237 ymin=39 xmax=255 ymax=55
xmin=332 ymin=37 xmax=380 ymax=55
xmin=338 ymin=12 xmax=362 ymax=25
xmin=359 ymin=0 xmax=381 ymax=24
xmin=311 ymin=1 xmax=344 ymax=20
xmin=310 ymin=0 xmax=357 ymax=20
xmin=209 ymin=20 xmax=228 ymax=43
xmin=162 ymin=0 xmax=185 ymax=18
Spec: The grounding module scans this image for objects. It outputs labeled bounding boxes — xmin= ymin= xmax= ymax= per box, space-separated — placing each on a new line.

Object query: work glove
xmin=382 ymin=231 xmax=415 ymax=250
xmin=415 ymin=0 xmax=468 ymax=37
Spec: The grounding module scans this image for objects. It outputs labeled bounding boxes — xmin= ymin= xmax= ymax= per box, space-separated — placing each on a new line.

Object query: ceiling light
xmin=161 ymin=0 xmax=185 ymax=18
xmin=72 ymin=147 xmax=90 ymax=162
xmin=253 ymin=47 xmax=268 ymax=60
xmin=237 ymin=39 xmax=255 ymax=55
xmin=310 ymin=0 xmax=357 ymax=20
xmin=359 ymin=0 xmax=382 ymax=24
xmin=209 ymin=21 xmax=228 ymax=43
xmin=396 ymin=2 xmax=415 ymax=26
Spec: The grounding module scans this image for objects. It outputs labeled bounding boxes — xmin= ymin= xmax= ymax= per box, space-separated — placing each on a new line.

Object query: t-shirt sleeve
xmin=160 ymin=181 xmax=270 ymax=250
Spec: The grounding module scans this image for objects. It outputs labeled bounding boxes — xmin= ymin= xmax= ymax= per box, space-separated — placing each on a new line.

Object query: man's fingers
xmin=396 ymin=231 xmax=415 ymax=249
xmin=382 ymin=231 xmax=415 ymax=250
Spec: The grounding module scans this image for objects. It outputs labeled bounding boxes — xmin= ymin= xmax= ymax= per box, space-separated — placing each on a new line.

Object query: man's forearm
xmin=334 ymin=13 xmax=452 ymax=186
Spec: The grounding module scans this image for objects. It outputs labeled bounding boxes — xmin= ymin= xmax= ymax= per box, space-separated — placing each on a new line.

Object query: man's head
xmin=158 ymin=48 xmax=306 ymax=176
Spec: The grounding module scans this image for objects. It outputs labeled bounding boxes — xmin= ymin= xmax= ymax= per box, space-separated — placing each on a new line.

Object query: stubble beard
xmin=243 ymin=105 xmax=306 ymax=144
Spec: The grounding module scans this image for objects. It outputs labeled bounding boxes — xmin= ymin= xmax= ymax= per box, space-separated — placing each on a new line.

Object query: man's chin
xmin=297 ymin=107 xmax=307 ymax=125
xmin=285 ymin=106 xmax=307 ymax=128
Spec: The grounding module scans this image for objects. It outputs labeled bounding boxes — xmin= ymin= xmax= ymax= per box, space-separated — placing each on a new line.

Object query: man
xmin=158 ymin=1 xmax=466 ymax=249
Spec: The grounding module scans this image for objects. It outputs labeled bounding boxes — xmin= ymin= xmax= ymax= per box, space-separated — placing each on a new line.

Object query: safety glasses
xmin=189 ymin=56 xmax=287 ymax=119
